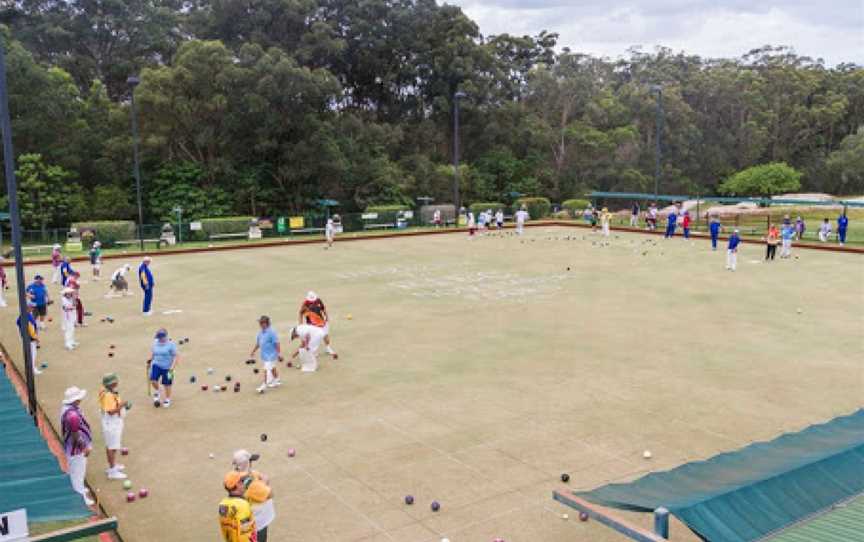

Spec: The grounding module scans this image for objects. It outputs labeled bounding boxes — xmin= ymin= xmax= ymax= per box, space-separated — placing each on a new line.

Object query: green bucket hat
xmin=102 ymin=373 xmax=119 ymax=388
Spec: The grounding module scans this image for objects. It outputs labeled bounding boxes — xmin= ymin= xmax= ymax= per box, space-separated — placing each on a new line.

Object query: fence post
xmin=654 ymin=507 xmax=670 ymax=539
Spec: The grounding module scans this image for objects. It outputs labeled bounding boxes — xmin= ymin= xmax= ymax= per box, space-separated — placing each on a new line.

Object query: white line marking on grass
xmin=162 ymin=309 xmax=184 ymax=315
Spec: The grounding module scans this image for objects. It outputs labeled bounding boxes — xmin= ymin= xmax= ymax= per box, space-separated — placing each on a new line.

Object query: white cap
xmin=143 ymin=256 xmax=152 ymax=263
xmin=63 ymin=386 xmax=87 ymax=404
xmin=306 ymin=291 xmax=317 ymax=302
xmin=61 ymin=287 xmax=75 ymax=295
xmin=53 ymin=244 xmax=61 ymax=249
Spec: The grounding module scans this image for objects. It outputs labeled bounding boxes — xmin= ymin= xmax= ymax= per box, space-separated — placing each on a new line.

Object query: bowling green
xmin=2 ymin=226 xmax=862 ymax=542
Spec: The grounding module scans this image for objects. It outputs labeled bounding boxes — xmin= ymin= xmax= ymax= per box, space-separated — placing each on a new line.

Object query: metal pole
xmin=452 ymin=92 xmax=465 ymax=227
xmin=128 ymin=78 xmax=145 ymax=251
xmin=654 ymin=507 xmax=670 ymax=539
xmin=654 ymin=87 xmax=663 ymax=201
xmin=175 ymin=207 xmax=182 ymax=244
xmin=0 ymin=40 xmax=37 ymax=422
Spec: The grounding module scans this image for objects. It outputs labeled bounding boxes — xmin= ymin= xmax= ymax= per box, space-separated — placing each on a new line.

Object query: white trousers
xmin=51 ymin=266 xmax=61 ymax=284
xmin=602 ymin=223 xmax=610 ymax=236
xmin=726 ymin=250 xmax=737 ymax=270
xmin=62 ymin=311 xmax=76 ymax=348
xmin=516 ymin=222 xmax=524 ymax=235
xmin=0 ymin=286 xmax=5 ymax=307
xmin=819 ymin=231 xmax=829 ymax=242
xmin=630 ymin=215 xmax=638 ymax=227
xmin=30 ymin=341 xmax=38 ymax=368
xmin=67 ymin=454 xmax=88 ymax=498
xmin=781 ymin=239 xmax=792 ymax=257
xmin=299 ymin=349 xmax=318 ymax=372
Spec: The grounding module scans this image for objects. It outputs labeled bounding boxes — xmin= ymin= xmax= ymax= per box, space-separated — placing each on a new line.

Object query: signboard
xmin=361 ymin=213 xmax=378 ymax=220
xmin=276 ymin=217 xmax=286 ymax=233
xmin=0 ymin=509 xmax=28 ymax=541
xmin=189 ymin=221 xmax=202 ymax=231
xmin=289 ymin=217 xmax=305 ymax=229
xmin=402 ymin=210 xmax=413 ymax=219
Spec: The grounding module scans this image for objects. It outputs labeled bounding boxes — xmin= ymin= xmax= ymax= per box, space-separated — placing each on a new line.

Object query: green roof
xmin=765 ymin=494 xmax=864 ymax=542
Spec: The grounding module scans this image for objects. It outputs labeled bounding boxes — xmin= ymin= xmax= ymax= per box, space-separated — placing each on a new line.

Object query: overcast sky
xmin=450 ymin=0 xmax=864 ymax=66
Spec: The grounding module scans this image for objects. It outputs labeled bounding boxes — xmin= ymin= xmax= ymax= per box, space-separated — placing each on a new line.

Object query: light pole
xmin=173 ymin=206 xmax=183 ymax=244
xmin=128 ymin=75 xmax=145 ymax=251
xmin=0 ymin=40 xmax=37 ymax=421
xmin=651 ymin=84 xmax=663 ymax=202
xmin=452 ymin=91 xmax=467 ymax=226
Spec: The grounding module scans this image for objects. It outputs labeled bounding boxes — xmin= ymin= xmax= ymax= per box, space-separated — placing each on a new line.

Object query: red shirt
xmin=682 ymin=215 xmax=691 ymax=228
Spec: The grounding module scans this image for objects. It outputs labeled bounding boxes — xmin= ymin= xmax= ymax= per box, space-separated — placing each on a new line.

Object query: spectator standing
xmin=600 ymin=208 xmax=611 ymax=237
xmin=61 ymin=386 xmax=94 ymax=506
xmin=664 ymin=207 xmax=678 ymax=238
xmin=630 ymin=202 xmax=640 ymax=227
xmin=681 ymin=211 xmax=691 ymax=239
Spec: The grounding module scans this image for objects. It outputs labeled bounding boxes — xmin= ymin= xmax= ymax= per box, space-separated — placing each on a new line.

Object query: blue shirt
xmin=667 ymin=213 xmax=677 ymax=225
xmin=256 ymin=327 xmax=280 ymax=361
xmin=838 ymin=215 xmax=849 ymax=230
xmin=60 ymin=262 xmax=74 ymax=285
xmin=781 ymin=225 xmax=795 ymax=240
xmin=151 ymin=340 xmax=177 ymax=370
xmin=728 ymin=235 xmax=741 ymax=250
xmin=26 ymin=282 xmax=48 ymax=306
xmin=139 ymin=264 xmax=154 ymax=290
xmin=709 ymin=222 xmax=721 ymax=235
xmin=16 ymin=313 xmax=38 ymax=339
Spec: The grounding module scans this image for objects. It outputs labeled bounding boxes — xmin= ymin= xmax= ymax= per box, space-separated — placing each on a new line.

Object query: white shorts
xmin=321 ymin=323 xmax=330 ymax=336
xmin=101 ymin=415 xmax=124 ymax=450
xmin=263 ymin=360 xmax=276 ymax=371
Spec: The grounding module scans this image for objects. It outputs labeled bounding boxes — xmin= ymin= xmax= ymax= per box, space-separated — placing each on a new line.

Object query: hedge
xmin=71 ymin=221 xmax=136 ymax=247
xmin=199 ymin=216 xmax=255 ymax=237
xmin=562 ymin=199 xmax=592 ymax=217
xmin=365 ymin=204 xmax=409 ymax=213
xmin=468 ymin=202 xmax=505 ymax=216
xmin=514 ymin=197 xmax=551 ymax=218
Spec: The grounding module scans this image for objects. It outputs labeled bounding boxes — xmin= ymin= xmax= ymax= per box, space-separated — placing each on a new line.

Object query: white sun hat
xmin=63 ymin=386 xmax=87 ymax=404
xmin=306 ymin=291 xmax=318 ymax=302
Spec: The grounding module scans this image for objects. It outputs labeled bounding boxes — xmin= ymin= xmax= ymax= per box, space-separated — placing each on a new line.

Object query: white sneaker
xmin=256 ymin=384 xmax=267 ymax=394
xmin=105 ymin=464 xmax=125 ymax=472
xmin=162 ymin=400 xmax=171 ymax=408
xmin=33 ymin=367 xmax=43 ymax=375
xmin=83 ymin=492 xmax=95 ymax=506
xmin=144 ymin=311 xmax=153 ymax=317
xmin=267 ymin=380 xmax=281 ymax=388
xmin=107 ymin=469 xmax=127 ymax=480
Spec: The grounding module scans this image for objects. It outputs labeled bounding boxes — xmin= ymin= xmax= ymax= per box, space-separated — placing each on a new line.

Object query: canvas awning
xmin=576 ymin=410 xmax=864 ymax=542
xmin=0 ymin=372 xmax=91 ymax=521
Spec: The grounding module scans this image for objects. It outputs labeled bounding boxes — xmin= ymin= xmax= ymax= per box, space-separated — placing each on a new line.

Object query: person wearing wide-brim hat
xmin=61 ymin=386 xmax=94 ymax=506
xmin=99 ymin=373 xmax=130 ymax=480
xmin=231 ymin=450 xmax=275 ymax=542
xmin=60 ymin=286 xmax=78 ymax=350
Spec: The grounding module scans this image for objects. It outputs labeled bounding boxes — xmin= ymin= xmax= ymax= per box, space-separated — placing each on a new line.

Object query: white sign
xmin=361 ymin=213 xmax=378 ymax=220
xmin=189 ymin=221 xmax=202 ymax=231
xmin=402 ymin=210 xmax=414 ymax=219
xmin=0 ymin=509 xmax=28 ymax=541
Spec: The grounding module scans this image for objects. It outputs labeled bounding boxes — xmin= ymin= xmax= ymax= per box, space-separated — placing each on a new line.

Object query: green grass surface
xmin=2 ymin=227 xmax=862 ymax=542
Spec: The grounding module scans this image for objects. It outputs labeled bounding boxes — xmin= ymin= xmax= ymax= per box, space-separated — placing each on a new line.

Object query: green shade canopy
xmin=575 ymin=409 xmax=864 ymax=542
xmin=587 ymin=191 xmax=864 ymax=207
xmin=0 ymin=373 xmax=91 ymax=522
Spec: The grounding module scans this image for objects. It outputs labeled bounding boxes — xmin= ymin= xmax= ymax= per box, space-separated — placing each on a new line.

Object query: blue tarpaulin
xmin=0 ymin=369 xmax=91 ymax=522
xmin=576 ymin=410 xmax=864 ymax=542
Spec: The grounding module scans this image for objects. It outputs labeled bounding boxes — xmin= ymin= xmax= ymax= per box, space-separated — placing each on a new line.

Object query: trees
xmin=719 ymin=163 xmax=803 ymax=197
xmin=14 ymin=154 xmax=84 ymax=232
xmin=1 ymin=2 xmax=862 ymax=223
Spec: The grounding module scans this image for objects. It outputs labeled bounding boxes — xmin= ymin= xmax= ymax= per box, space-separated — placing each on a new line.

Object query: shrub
xmin=561 ymin=199 xmax=591 ymax=217
xmin=514 ymin=197 xmax=551 ymax=218
xmin=71 ymin=221 xmax=136 ymax=247
xmin=468 ymin=202 xmax=505 ymax=216
xmin=199 ymin=216 xmax=255 ymax=237
xmin=365 ymin=204 xmax=410 ymax=214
